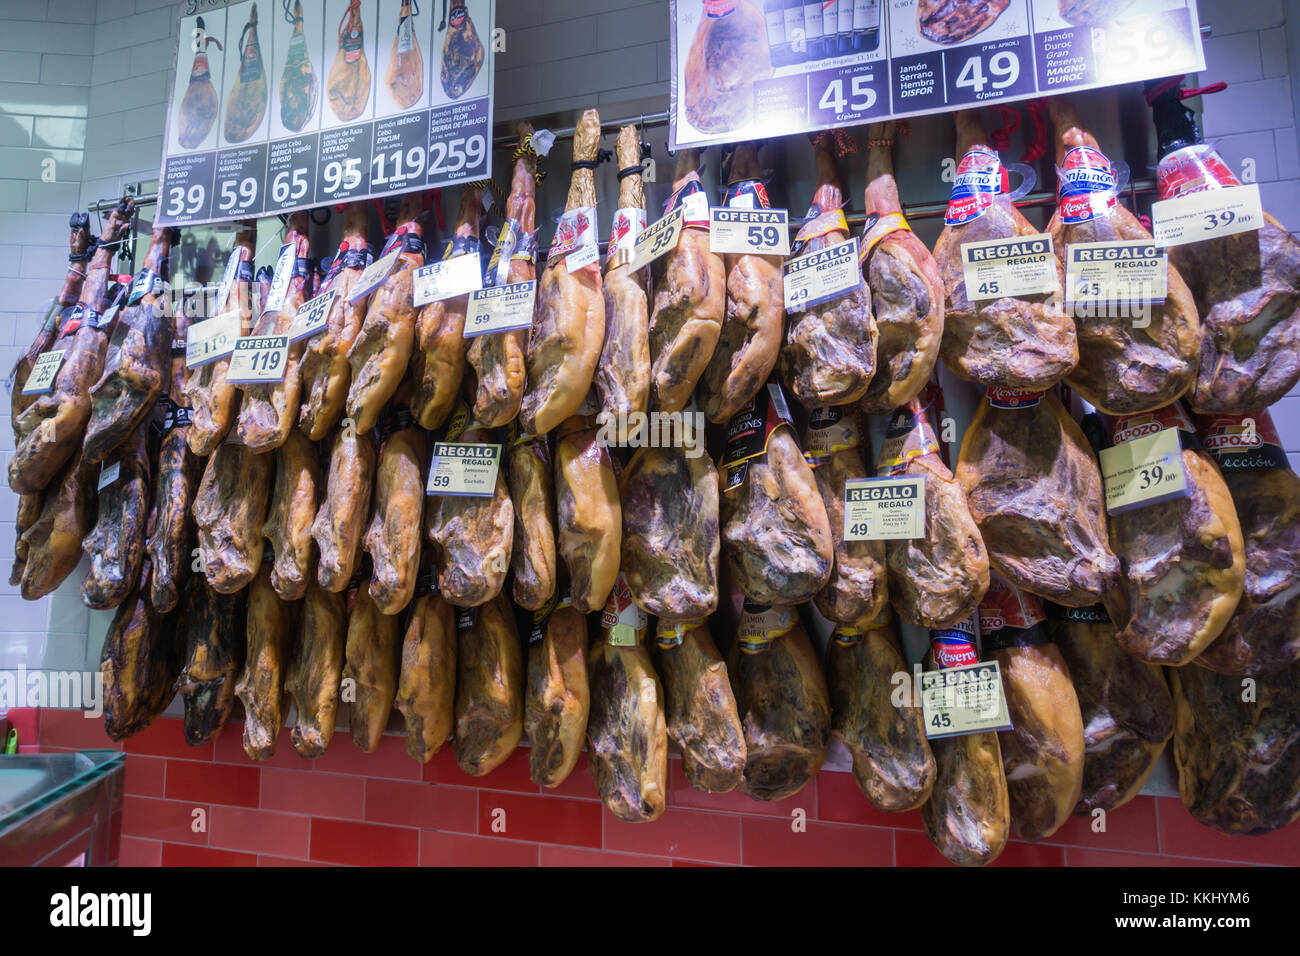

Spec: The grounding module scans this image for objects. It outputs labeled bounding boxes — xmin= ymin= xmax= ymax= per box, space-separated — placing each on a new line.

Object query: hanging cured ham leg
xmin=521 ymin=108 xmax=606 ymax=435
xmin=649 ymin=149 xmax=724 ymax=413
xmin=11 ymin=198 xmax=132 ymax=494
xmin=453 ymin=594 xmax=524 ymax=775
xmin=700 ymin=141 xmax=783 ymax=423
xmin=935 ymin=111 xmax=1076 ymax=389
xmin=287 ymin=581 xmax=346 ymax=757
xmin=411 ymin=184 xmax=479 ymax=430
xmin=469 ymin=124 xmax=535 ymax=428
xmin=363 ymin=408 xmax=425 ymax=615
xmin=81 ymin=427 xmax=149 ymax=610
xmin=185 ymin=222 xmax=257 ymax=455
xmin=233 ymin=566 xmax=294 ymax=761
xmin=175 ymin=579 xmax=246 ymax=746
xmin=780 ymin=134 xmax=876 ymax=407
xmin=859 ymin=122 xmax=944 ymax=413
xmin=343 ymin=585 xmax=400 ymax=752
xmin=596 ymin=124 xmax=651 ymax=421
xmin=193 ymin=439 xmax=272 ymax=594
xmin=101 ymin=560 xmax=182 ymax=742
xmin=395 ymin=589 xmax=456 ymax=762
xmin=1047 ymin=97 xmax=1199 ymax=415
xmin=300 ymin=203 xmax=372 ymax=439
xmin=261 ymin=427 xmax=319 ymax=601
xmin=19 ymin=451 xmax=97 ymax=600
xmin=524 ymin=600 xmax=589 ymax=788
xmin=347 ymin=194 xmax=426 ymax=434
xmin=506 ymin=429 xmax=556 ymax=611
xmin=554 ymin=403 xmax=621 ymax=613
xmin=312 ymin=420 xmax=376 ymax=592
xmin=237 ymin=211 xmax=311 ymax=452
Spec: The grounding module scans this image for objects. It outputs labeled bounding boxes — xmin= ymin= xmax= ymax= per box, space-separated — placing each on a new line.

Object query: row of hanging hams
xmin=8 ymin=94 xmax=1299 ymax=859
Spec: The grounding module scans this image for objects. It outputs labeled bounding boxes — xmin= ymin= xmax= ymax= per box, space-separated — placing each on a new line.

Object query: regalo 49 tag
xmin=426 ymin=441 xmax=502 ymax=497
xmin=185 ymin=311 xmax=242 ymax=368
xmin=709 ymin=208 xmax=790 ymax=256
xmin=920 ymin=661 xmax=1013 ymax=739
xmin=1099 ymin=427 xmax=1189 ymax=513
xmin=288 ymin=288 xmax=338 ymax=343
xmin=225 ymin=335 xmax=290 ymax=384
xmin=783 ymin=238 xmax=861 ymax=313
xmin=1152 ymin=184 xmax=1264 ymax=246
xmin=843 ymin=475 xmax=925 ymax=540
xmin=412 ymin=253 xmax=483 ymax=307
xmin=1065 ymin=241 xmax=1168 ymax=306
xmin=627 ymin=207 xmax=685 ymax=273
xmin=961 ymin=234 xmax=1058 ymax=300
xmin=463 ymin=280 xmax=536 ymax=338
xmin=22 ymin=349 xmax=65 ymax=395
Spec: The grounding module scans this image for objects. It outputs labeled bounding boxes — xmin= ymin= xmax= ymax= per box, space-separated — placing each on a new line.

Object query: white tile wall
xmin=0 ymin=0 xmax=1297 ymax=677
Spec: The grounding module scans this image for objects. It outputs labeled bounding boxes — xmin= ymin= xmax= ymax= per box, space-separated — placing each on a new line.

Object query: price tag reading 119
xmin=225 ymin=336 xmax=290 ymax=385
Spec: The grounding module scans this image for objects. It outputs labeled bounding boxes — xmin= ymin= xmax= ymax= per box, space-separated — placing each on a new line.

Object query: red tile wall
xmin=22 ymin=707 xmax=1297 ymax=867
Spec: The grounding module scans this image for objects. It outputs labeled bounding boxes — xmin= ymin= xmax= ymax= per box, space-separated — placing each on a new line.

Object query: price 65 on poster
xmin=156 ymin=0 xmax=496 ymax=226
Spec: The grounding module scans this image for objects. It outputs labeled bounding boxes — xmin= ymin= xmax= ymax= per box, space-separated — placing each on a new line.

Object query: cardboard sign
xmin=21 ymin=350 xmax=65 ymax=395
xmin=288 ymin=288 xmax=338 ymax=343
xmin=1065 ymin=241 xmax=1168 ymax=306
xmin=1151 ymin=183 xmax=1265 ymax=246
xmin=348 ymin=247 xmax=402 ymax=303
xmin=185 ymin=311 xmax=242 ymax=368
xmin=627 ymin=207 xmax=685 ymax=274
xmin=920 ymin=661 xmax=1013 ymax=739
xmin=1099 ymin=427 xmax=1189 ymax=513
xmin=709 ymin=207 xmax=790 ymax=256
xmin=463 ymin=280 xmax=536 ymax=338
xmin=843 ymin=475 xmax=925 ymax=540
xmin=225 ymin=335 xmax=290 ymax=384
xmin=960 ymin=234 xmax=1058 ymax=300
xmin=426 ymin=441 xmax=502 ymax=497
xmin=783 ymin=238 xmax=861 ymax=313
xmin=412 ymin=253 xmax=483 ymax=307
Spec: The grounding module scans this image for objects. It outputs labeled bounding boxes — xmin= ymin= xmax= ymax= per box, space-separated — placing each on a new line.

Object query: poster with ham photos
xmin=156 ymin=0 xmax=495 ymax=226
xmin=668 ymin=0 xmax=1205 ymax=150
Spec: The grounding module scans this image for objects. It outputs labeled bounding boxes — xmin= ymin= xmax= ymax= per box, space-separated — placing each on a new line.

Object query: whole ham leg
xmin=174 ymin=578 xmax=247 ymax=746
xmin=521 ymin=108 xmax=606 ymax=434
xmin=363 ymin=413 xmax=425 ymax=615
xmin=453 ymin=593 xmax=524 ymax=775
xmin=101 ymin=559 xmax=182 ymax=741
xmin=524 ymin=602 xmax=590 ymax=787
xmin=286 ymin=581 xmax=346 ymax=757
xmin=81 ymin=426 xmax=149 ymax=610
xmin=312 ymin=419 xmax=376 ymax=591
xmin=554 ymin=405 xmax=620 ymax=614
xmin=343 ymin=585 xmax=400 ymax=752
xmin=193 ymin=439 xmax=272 ymax=593
xmin=506 ymin=430 xmax=556 ymax=611
xmin=19 ymin=449 xmax=97 ymax=600
xmin=468 ymin=123 xmax=535 ymax=427
xmin=395 ymin=589 xmax=456 ymax=762
xmin=233 ymin=565 xmax=294 ymax=761
xmin=261 ymin=427 xmax=319 ymax=601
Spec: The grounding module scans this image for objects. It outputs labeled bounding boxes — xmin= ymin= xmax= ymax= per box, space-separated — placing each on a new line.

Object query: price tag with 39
xmin=288 ymin=288 xmax=338 ymax=343
xmin=225 ymin=335 xmax=290 ymax=385
xmin=463 ymin=280 xmax=536 ymax=338
xmin=627 ymin=207 xmax=685 ymax=273
xmin=1099 ymin=427 xmax=1189 ymax=514
xmin=185 ymin=311 xmax=242 ymax=368
xmin=413 ymin=254 xmax=483 ymax=307
xmin=843 ymin=475 xmax=925 ymax=541
xmin=783 ymin=238 xmax=861 ymax=313
xmin=22 ymin=349 xmax=65 ymax=395
xmin=1151 ymin=184 xmax=1264 ymax=246
xmin=709 ymin=208 xmax=790 ymax=256
xmin=920 ymin=661 xmax=1013 ymax=740
xmin=426 ymin=441 xmax=502 ymax=497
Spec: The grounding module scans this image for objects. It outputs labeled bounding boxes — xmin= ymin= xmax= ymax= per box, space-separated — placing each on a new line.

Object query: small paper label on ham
xmin=960 ymin=234 xmax=1058 ymax=300
xmin=426 ymin=441 xmax=502 ymax=497
xmin=288 ymin=287 xmax=338 ymax=342
xmin=412 ymin=252 xmax=483 ymax=306
xmin=263 ymin=242 xmax=296 ymax=315
xmin=783 ymin=237 xmax=861 ymax=312
xmin=919 ymin=661 xmax=1013 ymax=739
xmin=709 ymin=207 xmax=790 ymax=255
xmin=97 ymin=460 xmax=121 ymax=491
xmin=349 ymin=247 xmax=404 ymax=303
xmin=185 ymin=310 xmax=242 ymax=368
xmin=944 ymin=148 xmax=1004 ymax=226
xmin=22 ymin=349 xmax=65 ymax=395
xmin=462 ymin=280 xmax=535 ymax=338
xmin=1065 ymin=240 xmax=1168 ymax=306
xmin=226 ymin=335 xmax=290 ymax=384
xmin=1099 ymin=426 xmax=1190 ymax=513
xmin=1151 ymin=183 xmax=1264 ymax=246
xmin=843 ymin=475 xmax=925 ymax=540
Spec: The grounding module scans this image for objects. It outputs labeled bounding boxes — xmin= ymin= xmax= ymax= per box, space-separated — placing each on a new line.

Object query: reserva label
xmin=986 ymin=387 xmax=1043 ymax=409
xmin=944 ymin=148 xmax=1005 ymax=225
xmin=607 ymin=207 xmax=647 ymax=266
xmin=928 ymin=617 xmax=979 ymax=669
xmin=1156 ymin=144 xmax=1241 ymax=200
xmin=1057 ymin=146 xmax=1117 ymax=224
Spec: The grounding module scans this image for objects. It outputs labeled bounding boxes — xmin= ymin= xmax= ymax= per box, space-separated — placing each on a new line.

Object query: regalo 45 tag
xmin=961 ymin=234 xmax=1058 ymax=300
xmin=920 ymin=661 xmax=1013 ymax=739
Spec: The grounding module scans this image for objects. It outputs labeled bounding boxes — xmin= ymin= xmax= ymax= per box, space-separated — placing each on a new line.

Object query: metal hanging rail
xmin=491 ymin=109 xmax=670 ymax=150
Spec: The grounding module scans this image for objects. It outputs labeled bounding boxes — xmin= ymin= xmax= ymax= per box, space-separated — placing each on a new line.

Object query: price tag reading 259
xmin=225 ymin=336 xmax=290 ymax=385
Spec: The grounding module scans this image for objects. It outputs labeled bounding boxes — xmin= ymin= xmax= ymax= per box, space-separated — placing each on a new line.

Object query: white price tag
xmin=709 ymin=208 xmax=791 ymax=256
xmin=226 ymin=335 xmax=290 ymax=385
xmin=783 ymin=238 xmax=861 ymax=313
xmin=412 ymin=254 xmax=483 ymax=307
xmin=681 ymin=191 xmax=709 ymax=225
xmin=185 ymin=311 xmax=243 ymax=368
xmin=214 ymin=247 xmax=241 ymax=313
xmin=843 ymin=475 xmax=925 ymax=540
xmin=348 ymin=247 xmax=402 ymax=303
xmin=960 ymin=234 xmax=1058 ymax=300
xmin=97 ymin=460 xmax=121 ymax=491
xmin=21 ymin=349 xmax=65 ymax=395
xmin=262 ymin=242 xmax=295 ymax=315
xmin=426 ymin=441 xmax=502 ymax=497
xmin=463 ymin=280 xmax=536 ymax=338
xmin=1099 ymin=426 xmax=1189 ymax=513
xmin=627 ymin=207 xmax=685 ymax=273
xmin=1151 ymin=183 xmax=1265 ymax=246
xmin=564 ymin=242 xmax=600 ymax=272
xmin=1065 ymin=241 xmax=1168 ymax=306
xmin=920 ymin=661 xmax=1013 ymax=739
xmin=288 ymin=288 xmax=338 ymax=343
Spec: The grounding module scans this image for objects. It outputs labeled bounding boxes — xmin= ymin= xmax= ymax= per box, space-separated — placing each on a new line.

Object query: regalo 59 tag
xmin=22 ymin=349 xmax=65 ymax=395
xmin=920 ymin=661 xmax=1013 ymax=739
xmin=463 ymin=280 xmax=536 ymax=338
xmin=288 ymin=288 xmax=338 ymax=343
xmin=709 ymin=208 xmax=790 ymax=256
xmin=185 ymin=311 xmax=242 ymax=368
xmin=1065 ymin=241 xmax=1168 ymax=305
xmin=426 ymin=441 xmax=501 ymax=497
xmin=961 ymin=234 xmax=1058 ymax=300
xmin=843 ymin=475 xmax=925 ymax=540
xmin=1099 ymin=427 xmax=1189 ymax=513
xmin=225 ymin=335 xmax=290 ymax=385
xmin=627 ymin=207 xmax=685 ymax=273
xmin=1152 ymin=184 xmax=1264 ymax=246
xmin=783 ymin=238 xmax=861 ymax=313
xmin=349 ymin=247 xmax=402 ymax=303
xmin=412 ymin=253 xmax=483 ymax=307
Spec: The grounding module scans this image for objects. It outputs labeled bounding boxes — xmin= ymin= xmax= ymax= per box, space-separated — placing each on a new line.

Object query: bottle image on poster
xmin=378 ymin=0 xmax=426 ymax=115
xmin=224 ymin=3 xmax=270 ymax=144
xmin=683 ymin=0 xmax=773 ymax=134
xmin=438 ymin=0 xmax=485 ymax=100
xmin=327 ymin=0 xmax=374 ymax=123
xmin=277 ymin=0 xmax=320 ymax=135
xmin=174 ymin=12 xmax=225 ymax=151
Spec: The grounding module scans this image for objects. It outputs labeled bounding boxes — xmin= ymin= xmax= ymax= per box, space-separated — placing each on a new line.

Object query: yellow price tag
xmin=1099 ymin=427 xmax=1189 ymax=513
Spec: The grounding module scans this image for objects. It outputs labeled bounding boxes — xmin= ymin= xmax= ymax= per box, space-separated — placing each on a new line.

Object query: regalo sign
xmin=668 ymin=0 xmax=1207 ymax=150
xmin=157 ymin=0 xmax=495 ymax=226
